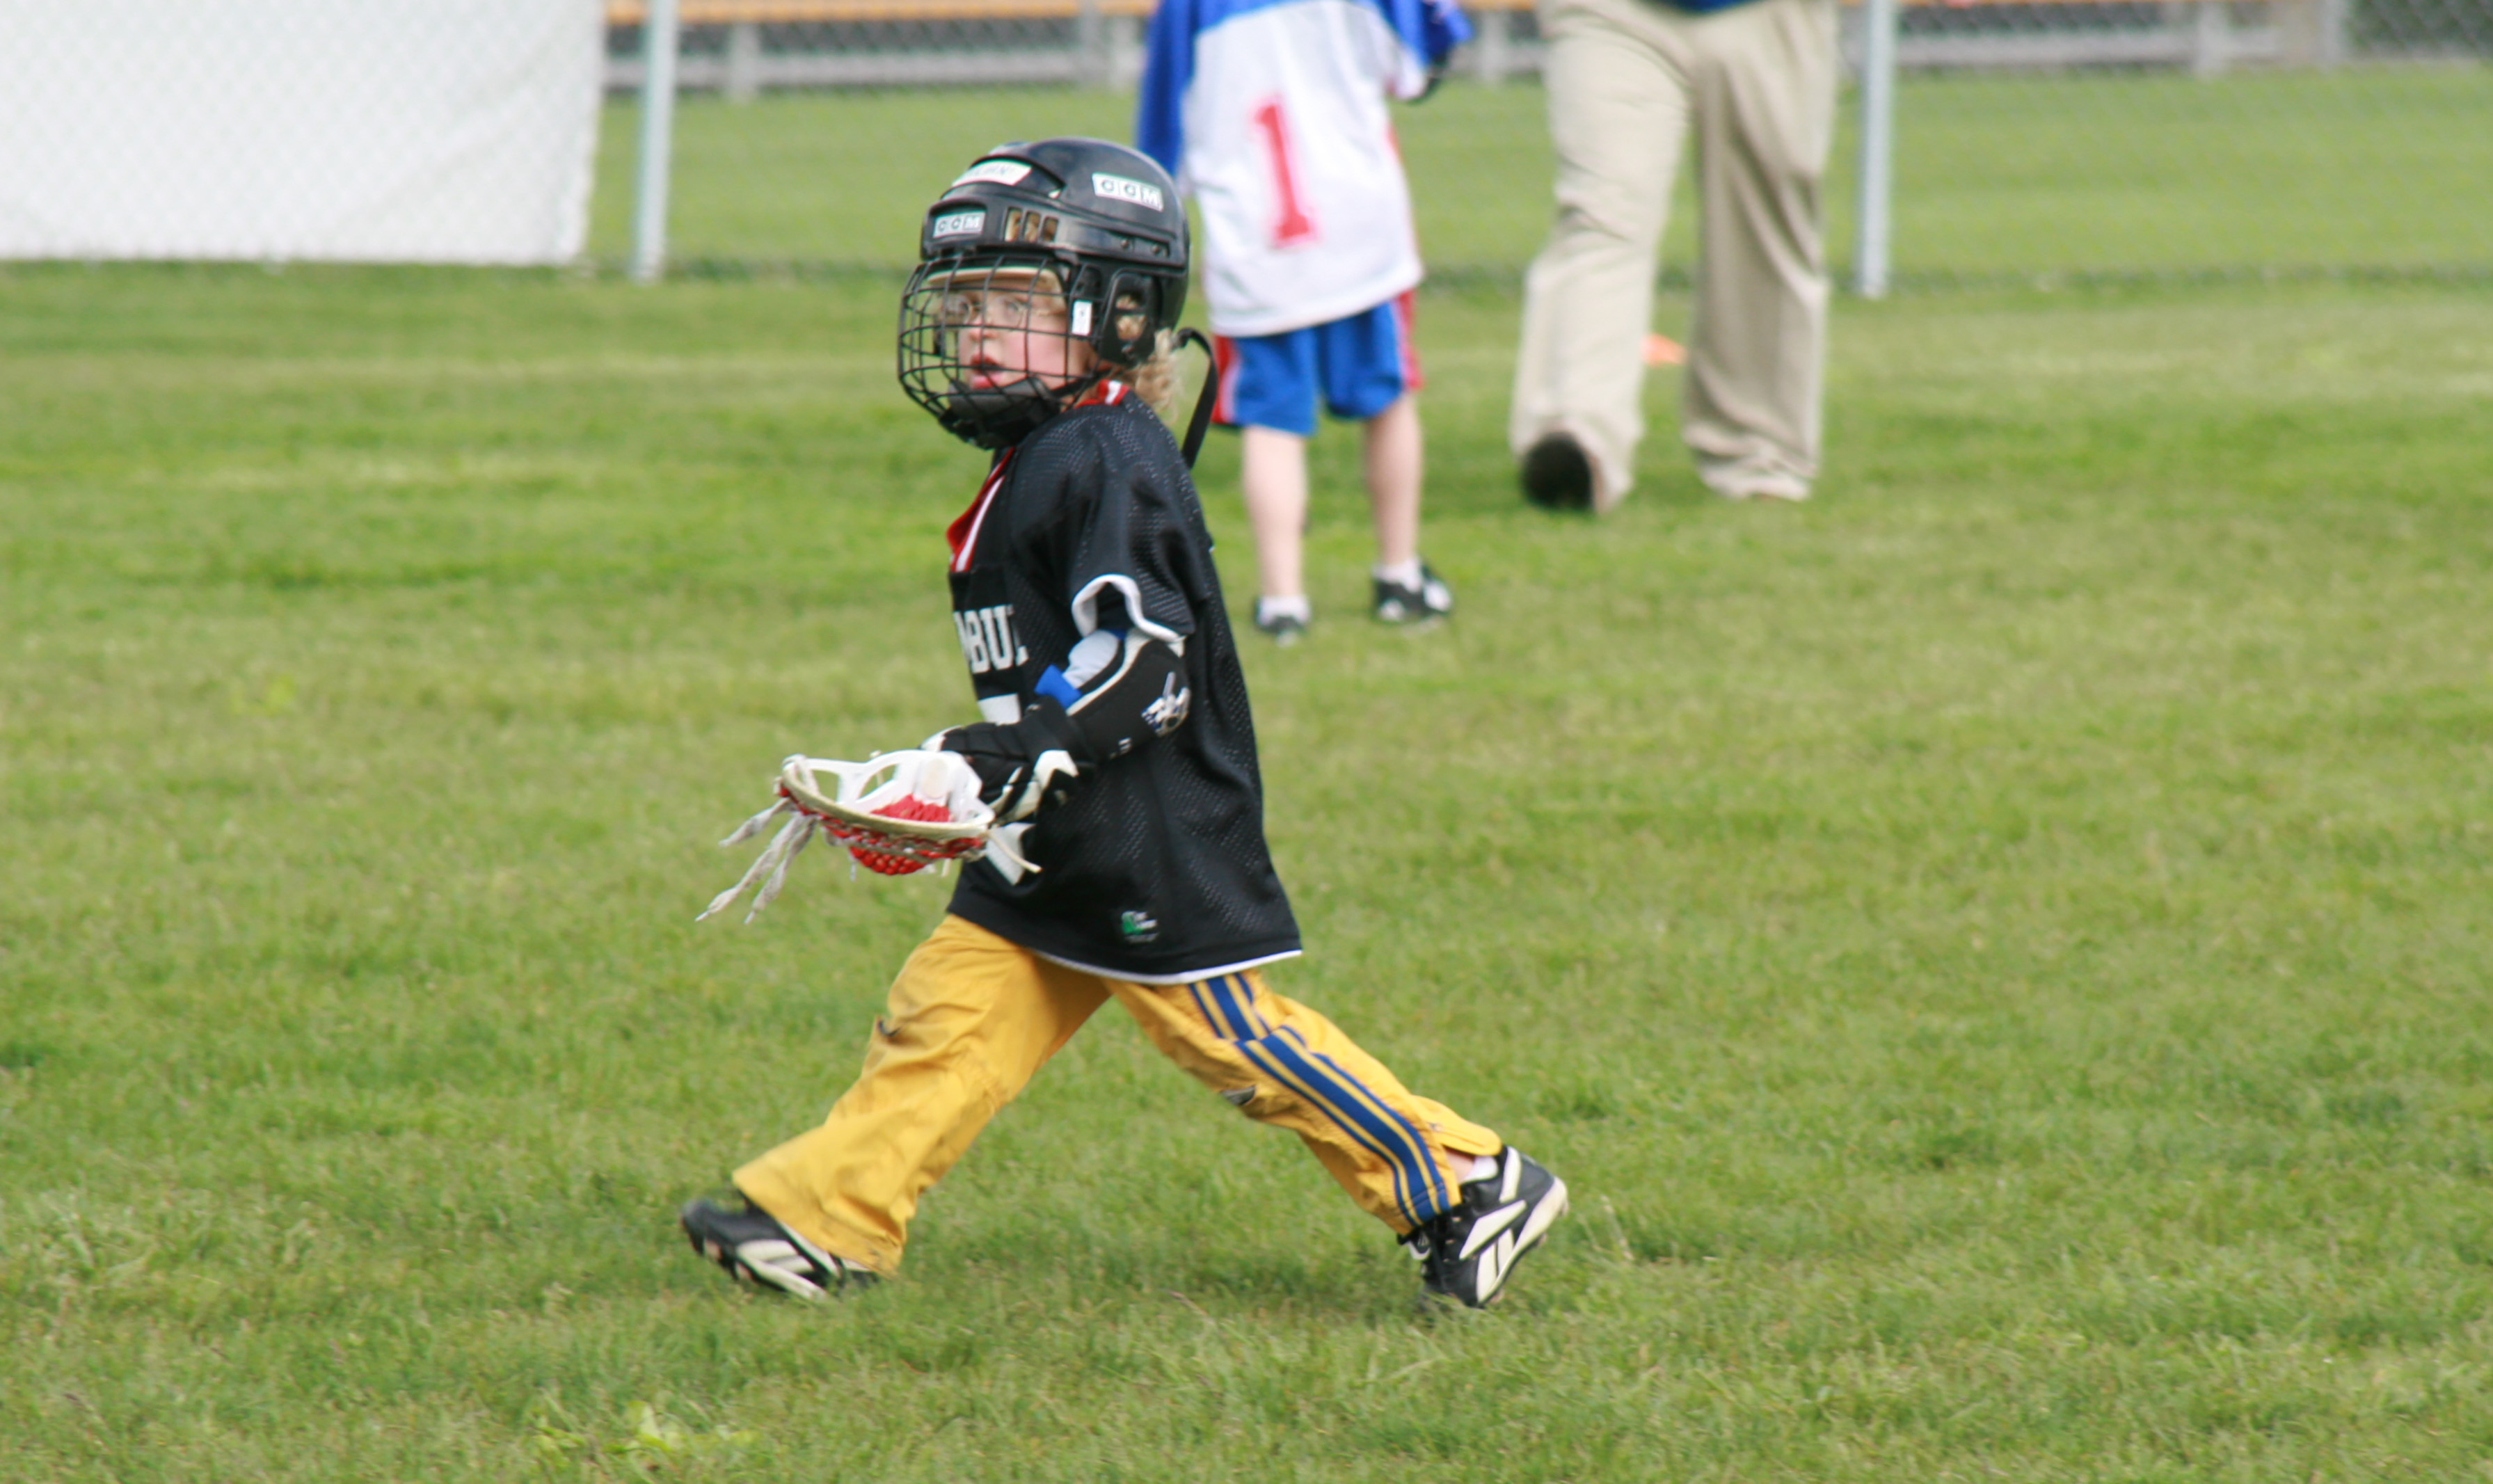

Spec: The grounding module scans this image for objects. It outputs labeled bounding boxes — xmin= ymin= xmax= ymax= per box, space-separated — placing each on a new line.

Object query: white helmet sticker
xmin=950 ymin=159 xmax=1033 ymax=189
xmin=1090 ymin=173 xmax=1165 ymax=212
xmin=1071 ymin=301 xmax=1094 ymax=336
xmin=931 ymin=209 xmax=985 ymax=239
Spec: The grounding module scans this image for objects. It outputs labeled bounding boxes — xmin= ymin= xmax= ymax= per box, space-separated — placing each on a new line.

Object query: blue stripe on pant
xmin=1200 ymin=975 xmax=1450 ymax=1226
xmin=1280 ymin=1026 xmax=1453 ymax=1217
xmin=1212 ymin=975 xmax=1449 ymax=1217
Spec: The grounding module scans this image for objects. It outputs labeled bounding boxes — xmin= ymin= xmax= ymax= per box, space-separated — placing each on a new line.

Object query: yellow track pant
xmin=734 ymin=914 xmax=1502 ymax=1275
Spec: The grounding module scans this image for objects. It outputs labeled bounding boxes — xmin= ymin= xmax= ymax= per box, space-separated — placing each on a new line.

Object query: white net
xmin=0 ymin=0 xmax=605 ymax=264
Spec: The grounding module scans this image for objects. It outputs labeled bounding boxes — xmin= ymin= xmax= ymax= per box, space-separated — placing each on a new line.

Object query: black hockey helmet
xmin=898 ymin=137 xmax=1192 ymax=450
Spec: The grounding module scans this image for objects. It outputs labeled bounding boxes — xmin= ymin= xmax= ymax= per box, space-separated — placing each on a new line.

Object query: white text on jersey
xmin=955 ymin=604 xmax=1029 ymax=675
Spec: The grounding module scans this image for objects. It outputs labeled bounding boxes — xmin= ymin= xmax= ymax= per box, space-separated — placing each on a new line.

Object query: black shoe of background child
xmin=1254 ymin=609 xmax=1309 ymax=647
xmin=1520 ymin=433 xmax=1595 ymax=513
xmin=679 ymin=1197 xmax=878 ymax=1300
xmin=1372 ymin=563 xmax=1453 ymax=625
xmin=1401 ymin=1147 xmax=1569 ymax=1309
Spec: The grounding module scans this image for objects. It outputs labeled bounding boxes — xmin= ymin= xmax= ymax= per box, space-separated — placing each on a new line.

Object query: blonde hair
xmin=1113 ymin=328 xmax=1182 ymax=425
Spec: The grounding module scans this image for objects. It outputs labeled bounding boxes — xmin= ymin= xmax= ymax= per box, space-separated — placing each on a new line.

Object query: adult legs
xmin=1682 ymin=0 xmax=1838 ymax=501
xmin=1512 ymin=0 xmax=1693 ymax=511
xmin=733 ymin=916 xmax=1110 ymax=1273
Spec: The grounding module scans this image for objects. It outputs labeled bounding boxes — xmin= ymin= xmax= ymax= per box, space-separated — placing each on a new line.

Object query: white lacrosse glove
xmin=696 ymin=750 xmax=1035 ymax=924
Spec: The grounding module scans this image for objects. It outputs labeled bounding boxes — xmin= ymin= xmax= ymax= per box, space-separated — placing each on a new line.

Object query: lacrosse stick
xmin=697 ymin=750 xmax=1033 ymax=923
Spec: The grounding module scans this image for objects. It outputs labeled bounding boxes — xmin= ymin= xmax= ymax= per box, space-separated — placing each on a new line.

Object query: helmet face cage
xmin=899 ymin=253 xmax=1094 ymax=451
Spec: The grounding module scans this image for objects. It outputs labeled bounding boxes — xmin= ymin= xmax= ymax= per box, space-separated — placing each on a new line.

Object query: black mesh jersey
xmin=941 ymin=390 xmax=1300 ymax=982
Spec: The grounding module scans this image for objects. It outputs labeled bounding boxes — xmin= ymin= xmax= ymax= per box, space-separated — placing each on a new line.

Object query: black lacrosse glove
xmin=932 ymin=633 xmax=1192 ymax=822
xmin=933 ymin=698 xmax=1084 ymax=823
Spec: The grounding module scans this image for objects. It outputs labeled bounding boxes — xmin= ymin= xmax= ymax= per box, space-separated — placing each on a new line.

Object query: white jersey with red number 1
xmin=1136 ymin=0 xmax=1469 ymax=339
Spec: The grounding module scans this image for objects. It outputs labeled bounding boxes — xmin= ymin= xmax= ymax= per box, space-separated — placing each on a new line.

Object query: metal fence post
xmin=630 ymin=0 xmax=682 ymax=284
xmin=2190 ymin=0 xmax=2231 ymax=77
xmin=1078 ymin=0 xmax=1108 ymax=88
xmin=1108 ymin=15 xmax=1146 ymax=87
xmin=1854 ymin=0 xmax=1897 ymax=297
xmin=1474 ymin=10 xmax=1514 ymax=84
xmin=2317 ymin=0 xmax=2350 ymax=67
xmin=726 ymin=19 xmax=763 ymax=104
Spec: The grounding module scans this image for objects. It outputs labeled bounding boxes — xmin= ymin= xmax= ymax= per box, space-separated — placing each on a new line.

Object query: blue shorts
xmin=1211 ymin=293 xmax=1422 ymax=438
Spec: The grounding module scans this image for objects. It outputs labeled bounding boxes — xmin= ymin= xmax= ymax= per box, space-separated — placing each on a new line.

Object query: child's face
xmin=942 ymin=271 xmax=1092 ymax=391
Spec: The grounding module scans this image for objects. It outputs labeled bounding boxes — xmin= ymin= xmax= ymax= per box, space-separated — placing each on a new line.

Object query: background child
xmin=678 ymin=138 xmax=1567 ymax=1309
xmin=1138 ymin=0 xmax=1469 ymax=644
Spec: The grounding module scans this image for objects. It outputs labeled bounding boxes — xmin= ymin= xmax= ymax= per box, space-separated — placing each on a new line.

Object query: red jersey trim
xmin=948 ymin=451 xmax=1015 ymax=574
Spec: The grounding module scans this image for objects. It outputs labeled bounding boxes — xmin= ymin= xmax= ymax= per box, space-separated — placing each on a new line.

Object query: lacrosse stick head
xmin=777 ymin=751 xmax=994 ymax=877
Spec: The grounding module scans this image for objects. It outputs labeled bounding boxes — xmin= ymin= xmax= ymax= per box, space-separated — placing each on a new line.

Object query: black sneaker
xmin=1402 ymin=1147 xmax=1568 ymax=1309
xmin=679 ymin=1197 xmax=878 ymax=1300
xmin=1372 ymin=563 xmax=1452 ymax=625
xmin=1520 ymin=433 xmax=1595 ymax=513
xmin=1254 ymin=609 xmax=1309 ymax=646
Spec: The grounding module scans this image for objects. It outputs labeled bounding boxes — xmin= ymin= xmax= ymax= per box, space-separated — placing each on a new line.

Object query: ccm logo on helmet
xmin=1090 ymin=173 xmax=1165 ymax=212
xmin=932 ymin=210 xmax=986 ymax=239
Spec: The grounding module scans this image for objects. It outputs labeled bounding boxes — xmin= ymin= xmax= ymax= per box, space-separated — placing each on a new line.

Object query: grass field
xmin=586 ymin=71 xmax=2493 ymax=279
xmin=4 ymin=262 xmax=2492 ymax=1481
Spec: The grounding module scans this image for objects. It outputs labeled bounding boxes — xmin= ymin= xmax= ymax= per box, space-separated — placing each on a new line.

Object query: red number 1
xmin=1251 ymin=98 xmax=1319 ymax=248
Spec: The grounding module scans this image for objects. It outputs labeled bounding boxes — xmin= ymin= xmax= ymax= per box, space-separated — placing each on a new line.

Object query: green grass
xmin=587 ymin=70 xmax=2492 ymax=278
xmin=1891 ymin=67 xmax=2493 ymax=276
xmin=3 ymin=262 xmax=2492 ymax=1481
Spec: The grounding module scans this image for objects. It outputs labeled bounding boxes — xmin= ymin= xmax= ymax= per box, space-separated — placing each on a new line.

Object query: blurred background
xmin=3 ymin=0 xmax=2487 ymax=287
xmin=589 ymin=0 xmax=2492 ymax=285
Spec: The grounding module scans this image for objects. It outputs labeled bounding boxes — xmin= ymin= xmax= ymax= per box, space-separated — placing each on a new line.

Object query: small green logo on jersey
xmin=1120 ymin=910 xmax=1159 ymax=943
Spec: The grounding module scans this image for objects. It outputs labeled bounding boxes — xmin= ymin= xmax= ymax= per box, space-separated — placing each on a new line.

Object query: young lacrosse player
xmin=679 ymin=138 xmax=1567 ymax=1309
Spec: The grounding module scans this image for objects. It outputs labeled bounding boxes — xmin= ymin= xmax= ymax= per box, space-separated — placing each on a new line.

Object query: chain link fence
xmin=594 ymin=0 xmax=2492 ymax=287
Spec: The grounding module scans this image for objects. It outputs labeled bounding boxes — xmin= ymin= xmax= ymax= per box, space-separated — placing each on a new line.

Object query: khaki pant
xmin=1511 ymin=0 xmax=1838 ymax=507
xmin=735 ymin=915 xmax=1502 ymax=1274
